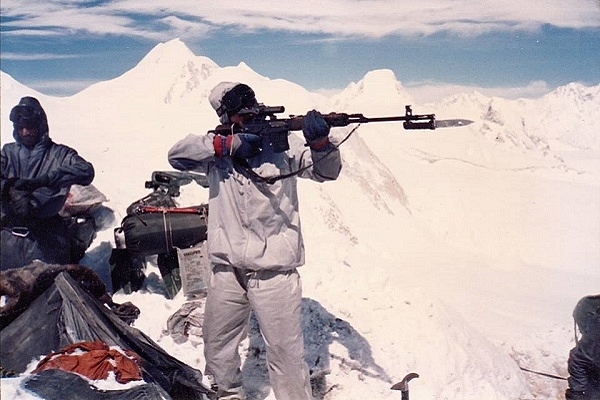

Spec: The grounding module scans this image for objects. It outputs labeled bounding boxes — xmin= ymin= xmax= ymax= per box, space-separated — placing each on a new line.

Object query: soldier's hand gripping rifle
xmin=209 ymin=104 xmax=473 ymax=153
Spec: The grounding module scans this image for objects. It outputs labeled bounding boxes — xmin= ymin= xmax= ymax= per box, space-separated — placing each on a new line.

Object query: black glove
xmin=13 ymin=175 xmax=50 ymax=191
xmin=1 ymin=177 xmax=18 ymax=197
xmin=213 ymin=133 xmax=262 ymax=159
xmin=565 ymin=389 xmax=586 ymax=400
xmin=8 ymin=188 xmax=34 ymax=217
xmin=302 ymin=110 xmax=330 ymax=150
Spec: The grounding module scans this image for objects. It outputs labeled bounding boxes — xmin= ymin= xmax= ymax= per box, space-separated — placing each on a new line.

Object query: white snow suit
xmin=168 ymin=130 xmax=341 ymax=399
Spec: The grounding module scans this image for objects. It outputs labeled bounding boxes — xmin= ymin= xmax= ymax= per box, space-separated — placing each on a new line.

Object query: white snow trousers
xmin=203 ymin=265 xmax=313 ymax=400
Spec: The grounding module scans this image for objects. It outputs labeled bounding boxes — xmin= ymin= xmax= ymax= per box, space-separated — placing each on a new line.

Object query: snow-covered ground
xmin=1 ymin=39 xmax=599 ymax=399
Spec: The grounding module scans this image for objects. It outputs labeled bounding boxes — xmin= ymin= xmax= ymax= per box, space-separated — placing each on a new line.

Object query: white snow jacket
xmin=168 ymin=131 xmax=341 ymax=271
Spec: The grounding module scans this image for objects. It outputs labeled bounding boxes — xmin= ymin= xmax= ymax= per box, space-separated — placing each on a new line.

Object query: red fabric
xmin=308 ymin=137 xmax=330 ymax=151
xmin=32 ymin=340 xmax=142 ymax=383
xmin=213 ymin=135 xmax=232 ymax=157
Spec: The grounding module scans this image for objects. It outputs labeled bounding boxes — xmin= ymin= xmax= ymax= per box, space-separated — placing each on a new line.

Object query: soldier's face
xmin=17 ymin=125 xmax=42 ymax=148
xmin=229 ymin=113 xmax=253 ymax=126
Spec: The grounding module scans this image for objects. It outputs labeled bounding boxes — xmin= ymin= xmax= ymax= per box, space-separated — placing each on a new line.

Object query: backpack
xmin=110 ymin=171 xmax=209 ymax=298
xmin=64 ymin=214 xmax=97 ymax=262
xmin=59 ymin=184 xmax=107 ymax=263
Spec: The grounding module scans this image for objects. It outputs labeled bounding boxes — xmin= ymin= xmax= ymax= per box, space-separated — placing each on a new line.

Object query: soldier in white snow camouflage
xmin=168 ymin=82 xmax=341 ymax=399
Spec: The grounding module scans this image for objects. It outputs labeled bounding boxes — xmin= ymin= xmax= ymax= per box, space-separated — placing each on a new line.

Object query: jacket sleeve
xmin=31 ymin=146 xmax=95 ymax=218
xmin=168 ymin=134 xmax=216 ymax=173
xmin=1 ymin=146 xmax=12 ymax=196
xmin=567 ymin=339 xmax=595 ymax=393
xmin=289 ymin=133 xmax=342 ymax=182
xmin=46 ymin=148 xmax=95 ymax=189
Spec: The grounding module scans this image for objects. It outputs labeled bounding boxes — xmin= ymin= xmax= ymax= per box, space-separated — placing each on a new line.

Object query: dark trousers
xmin=1 ymin=217 xmax=71 ymax=270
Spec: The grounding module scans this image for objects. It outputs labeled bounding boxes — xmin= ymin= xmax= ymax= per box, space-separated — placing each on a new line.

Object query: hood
xmin=11 ymin=96 xmax=50 ymax=144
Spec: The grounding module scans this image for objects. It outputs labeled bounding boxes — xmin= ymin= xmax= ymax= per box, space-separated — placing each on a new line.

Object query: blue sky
xmin=1 ymin=0 xmax=599 ymax=101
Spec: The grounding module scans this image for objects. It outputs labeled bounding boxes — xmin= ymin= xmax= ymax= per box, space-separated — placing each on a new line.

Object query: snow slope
xmin=1 ymin=38 xmax=599 ymax=400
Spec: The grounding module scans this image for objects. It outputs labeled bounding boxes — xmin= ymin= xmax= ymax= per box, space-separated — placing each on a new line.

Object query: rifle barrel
xmin=348 ymin=114 xmax=435 ymax=123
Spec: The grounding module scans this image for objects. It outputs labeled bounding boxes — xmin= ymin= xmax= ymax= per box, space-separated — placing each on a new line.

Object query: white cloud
xmin=1 ymin=0 xmax=598 ymax=40
xmin=157 ymin=16 xmax=212 ymax=39
xmin=0 ymin=52 xmax=79 ymax=61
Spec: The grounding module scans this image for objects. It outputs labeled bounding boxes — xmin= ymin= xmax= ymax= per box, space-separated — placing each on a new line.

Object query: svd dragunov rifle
xmin=209 ymin=104 xmax=473 ymax=153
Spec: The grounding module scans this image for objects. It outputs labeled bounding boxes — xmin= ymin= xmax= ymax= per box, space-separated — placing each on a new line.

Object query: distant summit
xmin=332 ymin=69 xmax=414 ymax=114
xmin=68 ymin=39 xmax=221 ymax=108
xmin=136 ymin=38 xmax=218 ymax=72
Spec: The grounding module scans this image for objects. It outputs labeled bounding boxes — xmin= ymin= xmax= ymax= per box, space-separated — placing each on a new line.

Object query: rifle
xmin=208 ymin=104 xmax=472 ymax=153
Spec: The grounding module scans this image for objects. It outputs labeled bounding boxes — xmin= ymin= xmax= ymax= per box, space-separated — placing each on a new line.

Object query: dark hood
xmin=11 ymin=96 xmax=50 ymax=144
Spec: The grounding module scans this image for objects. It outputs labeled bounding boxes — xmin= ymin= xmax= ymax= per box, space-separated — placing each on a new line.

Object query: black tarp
xmin=23 ymin=369 xmax=170 ymax=400
xmin=0 ymin=272 xmax=215 ymax=400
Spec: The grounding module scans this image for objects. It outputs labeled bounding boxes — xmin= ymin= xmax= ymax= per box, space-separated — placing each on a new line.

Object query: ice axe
xmin=391 ymin=372 xmax=419 ymax=400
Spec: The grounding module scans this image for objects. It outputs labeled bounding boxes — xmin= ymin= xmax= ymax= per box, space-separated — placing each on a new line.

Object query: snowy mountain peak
xmin=550 ymin=82 xmax=588 ymax=97
xmin=438 ymin=90 xmax=490 ymax=108
xmin=544 ymin=82 xmax=600 ymax=107
xmin=362 ymin=69 xmax=400 ymax=85
xmin=150 ymin=38 xmax=193 ymax=56
xmin=72 ymin=39 xmax=221 ymax=108
xmin=332 ymin=69 xmax=414 ymax=113
xmin=528 ymin=82 xmax=600 ymax=149
xmin=354 ymin=69 xmax=409 ymax=98
xmin=136 ymin=38 xmax=218 ymax=71
xmin=236 ymin=61 xmax=253 ymax=71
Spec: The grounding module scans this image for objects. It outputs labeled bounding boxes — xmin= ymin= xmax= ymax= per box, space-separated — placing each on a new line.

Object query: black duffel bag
xmin=121 ymin=206 xmax=208 ymax=257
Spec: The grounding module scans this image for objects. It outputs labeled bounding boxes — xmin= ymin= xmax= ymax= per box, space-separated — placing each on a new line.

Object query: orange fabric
xmin=33 ymin=340 xmax=142 ymax=383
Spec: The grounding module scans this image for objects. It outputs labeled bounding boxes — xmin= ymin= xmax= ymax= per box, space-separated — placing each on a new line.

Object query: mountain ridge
xmin=2 ymin=38 xmax=599 ymax=155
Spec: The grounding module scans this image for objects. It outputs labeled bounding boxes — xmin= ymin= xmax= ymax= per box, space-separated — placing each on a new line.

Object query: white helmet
xmin=208 ymin=82 xmax=256 ymax=124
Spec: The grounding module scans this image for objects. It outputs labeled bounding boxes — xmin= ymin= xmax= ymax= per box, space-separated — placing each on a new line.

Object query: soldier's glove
xmin=302 ymin=110 xmax=330 ymax=151
xmin=213 ymin=133 xmax=261 ymax=159
xmin=13 ymin=175 xmax=50 ymax=191
xmin=2 ymin=177 xmax=18 ymax=197
xmin=8 ymin=188 xmax=34 ymax=217
xmin=565 ymin=389 xmax=586 ymax=400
